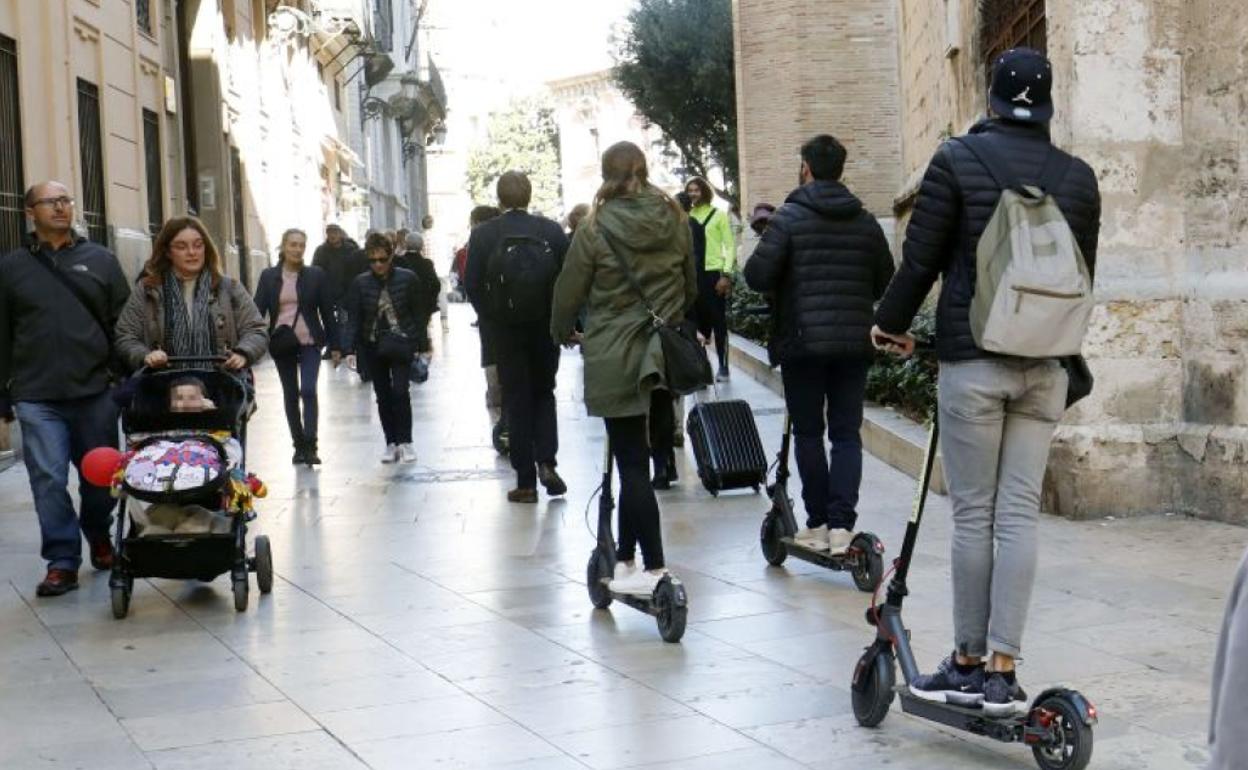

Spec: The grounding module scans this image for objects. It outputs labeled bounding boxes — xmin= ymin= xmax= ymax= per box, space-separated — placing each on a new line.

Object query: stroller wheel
xmin=110 ymin=585 xmax=130 ymax=619
xmin=232 ymin=574 xmax=249 ymax=612
xmin=254 ymin=536 xmax=273 ymax=595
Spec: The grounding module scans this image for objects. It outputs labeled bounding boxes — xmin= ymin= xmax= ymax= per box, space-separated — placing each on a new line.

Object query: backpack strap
xmin=597 ymin=225 xmax=663 ymax=327
xmin=952 ymin=136 xmax=1020 ymax=192
xmin=696 ymin=209 xmax=716 ymax=228
xmin=27 ymin=246 xmax=114 ymax=349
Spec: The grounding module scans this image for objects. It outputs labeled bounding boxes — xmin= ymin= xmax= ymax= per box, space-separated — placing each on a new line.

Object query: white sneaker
xmin=827 ymin=528 xmax=855 ymax=555
xmin=398 ymin=443 xmax=417 ymax=463
xmin=380 ymin=444 xmax=399 ymax=463
xmin=609 ymin=568 xmax=666 ymax=596
xmin=793 ymin=524 xmax=830 ymax=551
xmin=613 ymin=560 xmax=637 ymax=581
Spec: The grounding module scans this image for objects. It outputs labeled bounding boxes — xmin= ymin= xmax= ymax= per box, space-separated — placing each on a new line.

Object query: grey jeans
xmin=1209 ymin=548 xmax=1248 ymax=769
xmin=938 ymin=358 xmax=1067 ymax=659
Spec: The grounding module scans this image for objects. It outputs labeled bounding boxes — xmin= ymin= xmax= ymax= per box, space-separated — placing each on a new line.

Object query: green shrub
xmin=727 ymin=281 xmax=771 ymax=346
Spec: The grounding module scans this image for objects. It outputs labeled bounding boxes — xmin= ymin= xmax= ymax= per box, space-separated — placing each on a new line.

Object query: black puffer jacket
xmin=744 ymin=180 xmax=895 ymax=364
xmin=875 ymin=119 xmax=1101 ymax=361
xmin=343 ymin=267 xmax=433 ymax=354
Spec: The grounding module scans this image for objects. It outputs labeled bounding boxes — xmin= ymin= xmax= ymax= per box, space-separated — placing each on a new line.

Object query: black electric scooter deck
xmin=849 ymin=353 xmax=1098 ymax=770
xmin=585 ymin=442 xmax=688 ymax=642
xmin=759 ymin=415 xmax=885 ymax=592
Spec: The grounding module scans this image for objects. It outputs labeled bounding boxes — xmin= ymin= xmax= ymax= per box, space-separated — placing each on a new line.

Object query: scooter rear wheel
xmin=654 ymin=580 xmax=687 ymax=643
xmin=760 ymin=516 xmax=787 ymax=566
xmin=850 ymin=533 xmax=884 ymax=593
xmin=586 ymin=550 xmax=612 ymax=609
xmin=851 ymin=648 xmax=895 ymax=727
xmin=1030 ymin=695 xmax=1094 ymax=770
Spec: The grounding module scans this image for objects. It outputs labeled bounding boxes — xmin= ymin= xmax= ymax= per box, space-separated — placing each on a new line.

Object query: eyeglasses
xmin=170 ymin=240 xmax=206 ymax=254
xmin=32 ymin=196 xmax=75 ymax=209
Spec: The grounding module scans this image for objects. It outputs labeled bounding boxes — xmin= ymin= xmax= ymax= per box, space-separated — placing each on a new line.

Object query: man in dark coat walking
xmin=744 ymin=134 xmax=895 ymax=555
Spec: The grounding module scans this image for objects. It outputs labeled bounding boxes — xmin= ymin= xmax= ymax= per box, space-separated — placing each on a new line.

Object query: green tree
xmin=465 ymin=97 xmax=562 ymax=215
xmin=614 ymin=0 xmax=737 ymax=203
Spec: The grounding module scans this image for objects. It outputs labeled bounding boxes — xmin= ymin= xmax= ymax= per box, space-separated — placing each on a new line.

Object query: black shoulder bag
xmin=29 ymin=248 xmax=122 ymax=379
xmin=598 ymin=226 xmax=712 ymax=396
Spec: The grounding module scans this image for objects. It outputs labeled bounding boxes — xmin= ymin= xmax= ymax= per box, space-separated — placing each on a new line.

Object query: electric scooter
xmin=759 ymin=414 xmax=885 ymax=592
xmin=585 ymin=441 xmax=688 ymax=642
xmin=850 ymin=371 xmax=1097 ymax=770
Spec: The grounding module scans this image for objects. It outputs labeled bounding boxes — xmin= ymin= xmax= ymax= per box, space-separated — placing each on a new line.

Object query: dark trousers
xmin=14 ymin=392 xmax=119 ymax=571
xmin=646 ymin=390 xmax=675 ymax=473
xmin=695 ymin=271 xmax=729 ymax=369
xmin=274 ymin=345 xmax=322 ymax=444
xmin=361 ymin=345 xmax=412 ymax=445
xmin=606 ymin=414 xmax=665 ymax=571
xmin=496 ymin=324 xmax=560 ymax=488
xmin=781 ymin=357 xmax=870 ymax=531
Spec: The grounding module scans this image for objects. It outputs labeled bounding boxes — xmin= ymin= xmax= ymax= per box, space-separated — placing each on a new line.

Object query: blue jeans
xmin=15 ymin=392 xmax=119 ymax=571
xmin=274 ymin=345 xmax=322 ymax=443
xmin=781 ymin=357 xmax=870 ymax=531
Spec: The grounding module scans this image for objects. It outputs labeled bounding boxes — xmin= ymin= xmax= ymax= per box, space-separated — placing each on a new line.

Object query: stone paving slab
xmin=0 ymin=305 xmax=1242 ymax=769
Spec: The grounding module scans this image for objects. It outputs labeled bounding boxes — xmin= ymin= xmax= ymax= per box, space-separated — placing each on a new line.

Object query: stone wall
xmin=890 ymin=0 xmax=1248 ymax=524
xmin=732 ymin=0 xmax=901 ymax=223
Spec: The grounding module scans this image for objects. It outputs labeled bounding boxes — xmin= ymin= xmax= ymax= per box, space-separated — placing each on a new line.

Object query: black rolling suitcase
xmin=686 ymin=399 xmax=768 ymax=495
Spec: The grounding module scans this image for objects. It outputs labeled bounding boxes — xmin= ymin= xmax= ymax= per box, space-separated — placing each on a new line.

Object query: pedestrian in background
xmin=685 ymin=176 xmax=736 ymax=381
xmin=254 ymin=228 xmax=339 ymax=465
xmin=1209 ymin=547 xmax=1248 ymax=769
xmin=466 ymin=171 xmax=569 ymax=503
xmin=744 ymin=135 xmax=894 ymax=555
xmin=551 ymin=141 xmax=697 ymax=594
xmin=400 ymin=231 xmax=442 ymax=382
xmin=344 ymin=232 xmax=433 ymax=464
xmin=0 ymin=181 xmax=131 ymax=596
xmin=312 ymin=224 xmax=364 ymax=360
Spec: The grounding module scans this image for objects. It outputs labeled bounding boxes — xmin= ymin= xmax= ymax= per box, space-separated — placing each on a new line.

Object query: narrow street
xmin=0 ymin=305 xmax=1240 ymax=769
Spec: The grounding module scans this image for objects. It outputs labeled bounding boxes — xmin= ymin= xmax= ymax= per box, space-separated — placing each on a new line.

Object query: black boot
xmin=651 ymin=455 xmax=671 ymax=490
xmin=667 ymin=449 xmax=679 ymax=482
xmin=292 ymin=437 xmax=307 ymax=464
xmin=304 ymin=438 xmax=322 ymax=466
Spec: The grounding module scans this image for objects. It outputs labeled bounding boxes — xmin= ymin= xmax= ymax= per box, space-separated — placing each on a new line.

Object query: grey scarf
xmin=162 ymin=270 xmax=216 ymax=362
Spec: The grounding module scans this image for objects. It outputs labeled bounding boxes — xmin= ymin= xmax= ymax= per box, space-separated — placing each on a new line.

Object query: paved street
xmin=0 ymin=305 xmax=1242 ymax=769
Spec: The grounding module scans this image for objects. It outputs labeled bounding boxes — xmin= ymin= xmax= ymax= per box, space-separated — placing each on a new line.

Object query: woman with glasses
xmin=115 ymin=216 xmax=268 ymax=373
xmin=343 ymin=232 xmax=434 ymax=464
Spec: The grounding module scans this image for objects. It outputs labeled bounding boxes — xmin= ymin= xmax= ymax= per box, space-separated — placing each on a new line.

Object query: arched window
xmin=980 ymin=0 xmax=1047 ymax=73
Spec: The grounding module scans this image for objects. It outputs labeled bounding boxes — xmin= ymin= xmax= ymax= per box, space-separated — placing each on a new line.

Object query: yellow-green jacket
xmin=689 ymin=203 xmax=737 ymax=274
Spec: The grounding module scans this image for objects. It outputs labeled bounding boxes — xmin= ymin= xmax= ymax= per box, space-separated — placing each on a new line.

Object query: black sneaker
xmin=909 ymin=653 xmax=985 ymax=706
xmin=982 ymin=671 xmax=1028 ymax=716
xmin=651 ymin=470 xmax=671 ymax=490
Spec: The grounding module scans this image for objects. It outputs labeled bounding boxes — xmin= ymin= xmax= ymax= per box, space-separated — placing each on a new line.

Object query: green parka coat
xmin=551 ymin=189 xmax=697 ymax=418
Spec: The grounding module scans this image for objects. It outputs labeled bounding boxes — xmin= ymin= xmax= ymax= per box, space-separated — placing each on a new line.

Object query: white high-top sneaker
xmin=827 ymin=528 xmax=855 ymax=555
xmin=398 ymin=443 xmax=417 ymax=463
xmin=380 ymin=444 xmax=399 ymax=464
xmin=613 ymin=560 xmax=637 ymax=582
xmin=793 ymin=524 xmax=830 ymax=550
xmin=609 ymin=568 xmax=666 ymax=596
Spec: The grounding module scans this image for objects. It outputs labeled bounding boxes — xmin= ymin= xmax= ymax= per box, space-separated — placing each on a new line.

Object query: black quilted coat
xmin=874 ymin=118 xmax=1102 ymax=361
xmin=744 ymin=180 xmax=895 ymax=365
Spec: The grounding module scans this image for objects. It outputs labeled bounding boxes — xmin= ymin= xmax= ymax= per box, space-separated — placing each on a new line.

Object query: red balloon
xmin=82 ymin=447 xmax=123 ymax=487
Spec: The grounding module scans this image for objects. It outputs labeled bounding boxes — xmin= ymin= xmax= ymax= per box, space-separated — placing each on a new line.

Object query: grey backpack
xmin=956 ymin=137 xmax=1093 ymax=358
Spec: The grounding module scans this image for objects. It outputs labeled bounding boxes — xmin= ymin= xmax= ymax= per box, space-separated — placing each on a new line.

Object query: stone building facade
xmin=547 ymin=70 xmax=681 ymax=215
xmin=734 ymin=0 xmax=1247 ymax=524
xmin=732 ymin=0 xmax=902 ymax=236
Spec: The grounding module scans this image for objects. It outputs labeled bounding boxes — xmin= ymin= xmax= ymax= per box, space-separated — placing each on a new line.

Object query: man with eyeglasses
xmin=0 ymin=181 xmax=131 ymax=597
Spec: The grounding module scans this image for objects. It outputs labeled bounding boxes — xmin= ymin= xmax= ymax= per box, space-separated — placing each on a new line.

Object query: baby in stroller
xmin=123 ymin=374 xmax=246 ymax=536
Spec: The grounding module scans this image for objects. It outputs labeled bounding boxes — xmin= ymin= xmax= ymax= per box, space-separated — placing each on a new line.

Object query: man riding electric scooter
xmin=744 ymin=134 xmax=895 ymax=556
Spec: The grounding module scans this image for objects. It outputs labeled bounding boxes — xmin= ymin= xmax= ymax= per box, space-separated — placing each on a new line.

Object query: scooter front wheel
xmin=586 ymin=550 xmax=613 ymax=609
xmin=851 ymin=647 xmax=895 ymax=727
xmin=1030 ymin=695 xmax=1094 ymax=770
xmin=760 ymin=516 xmax=787 ymax=566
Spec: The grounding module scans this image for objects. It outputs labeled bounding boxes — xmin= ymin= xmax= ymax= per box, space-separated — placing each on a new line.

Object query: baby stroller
xmin=108 ymin=357 xmax=273 ymax=618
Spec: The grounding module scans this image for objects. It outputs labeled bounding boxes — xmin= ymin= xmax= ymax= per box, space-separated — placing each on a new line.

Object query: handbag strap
xmin=597 ymin=225 xmax=664 ymax=328
xmin=28 ymin=246 xmax=114 ymax=346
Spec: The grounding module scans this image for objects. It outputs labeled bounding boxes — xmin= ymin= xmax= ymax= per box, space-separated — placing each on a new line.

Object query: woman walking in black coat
xmin=344 ymin=232 xmax=434 ymax=464
xmin=254 ymin=228 xmax=340 ymax=465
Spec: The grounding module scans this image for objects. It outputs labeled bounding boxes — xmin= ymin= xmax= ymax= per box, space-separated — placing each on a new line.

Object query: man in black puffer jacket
xmin=872 ymin=48 xmax=1101 ymax=716
xmin=744 ymin=134 xmax=895 ymax=556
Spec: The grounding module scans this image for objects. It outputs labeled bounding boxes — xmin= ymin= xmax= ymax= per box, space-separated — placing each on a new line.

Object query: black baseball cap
xmin=989 ymin=48 xmax=1053 ymax=124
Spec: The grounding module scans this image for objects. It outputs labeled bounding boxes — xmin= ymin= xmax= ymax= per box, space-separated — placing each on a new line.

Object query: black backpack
xmin=483 ymin=234 xmax=559 ymax=323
